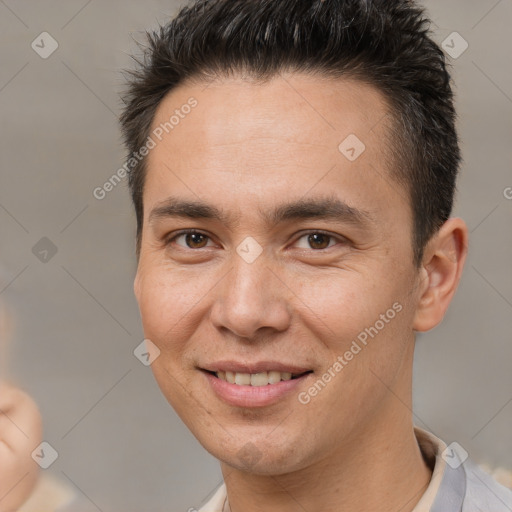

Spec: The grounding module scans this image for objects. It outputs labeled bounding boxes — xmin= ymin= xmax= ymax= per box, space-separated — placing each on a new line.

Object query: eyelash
xmin=165 ymin=229 xmax=346 ymax=251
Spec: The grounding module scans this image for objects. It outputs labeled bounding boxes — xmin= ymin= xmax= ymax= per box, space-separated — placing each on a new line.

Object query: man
xmin=120 ymin=1 xmax=512 ymax=511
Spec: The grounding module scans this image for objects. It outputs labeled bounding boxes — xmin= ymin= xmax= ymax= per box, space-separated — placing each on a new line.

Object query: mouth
xmin=205 ymin=369 xmax=312 ymax=386
xmin=200 ymin=362 xmax=314 ymax=407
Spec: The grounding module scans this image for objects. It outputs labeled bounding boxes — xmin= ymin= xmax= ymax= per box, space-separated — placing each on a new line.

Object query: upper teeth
xmin=216 ymin=371 xmax=294 ymax=386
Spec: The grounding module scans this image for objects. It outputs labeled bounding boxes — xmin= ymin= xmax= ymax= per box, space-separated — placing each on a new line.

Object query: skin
xmin=0 ymin=382 xmax=42 ymax=512
xmin=134 ymin=73 xmax=468 ymax=512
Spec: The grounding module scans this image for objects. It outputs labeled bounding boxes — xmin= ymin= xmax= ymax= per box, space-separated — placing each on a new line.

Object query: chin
xmin=197 ymin=428 xmax=312 ymax=475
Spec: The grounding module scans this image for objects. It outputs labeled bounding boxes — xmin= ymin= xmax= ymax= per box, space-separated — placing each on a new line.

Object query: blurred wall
xmin=0 ymin=0 xmax=511 ymax=510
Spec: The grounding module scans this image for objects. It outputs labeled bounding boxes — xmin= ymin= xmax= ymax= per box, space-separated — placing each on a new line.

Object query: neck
xmin=222 ymin=422 xmax=431 ymax=512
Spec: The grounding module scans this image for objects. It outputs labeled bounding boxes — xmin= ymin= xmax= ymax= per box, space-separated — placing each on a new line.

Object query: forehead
xmin=143 ymin=73 xmax=407 ymax=227
xmin=150 ymin=72 xmax=391 ymax=151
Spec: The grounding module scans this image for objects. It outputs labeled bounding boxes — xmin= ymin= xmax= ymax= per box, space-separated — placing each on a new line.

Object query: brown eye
xmin=294 ymin=232 xmax=338 ymax=250
xmin=186 ymin=233 xmax=208 ymax=248
xmin=294 ymin=230 xmax=349 ymax=252
xmin=307 ymin=233 xmax=331 ymax=250
xmin=169 ymin=231 xmax=213 ymax=249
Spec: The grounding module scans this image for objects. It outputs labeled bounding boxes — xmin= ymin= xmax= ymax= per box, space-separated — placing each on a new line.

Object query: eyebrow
xmin=148 ymin=194 xmax=375 ymax=229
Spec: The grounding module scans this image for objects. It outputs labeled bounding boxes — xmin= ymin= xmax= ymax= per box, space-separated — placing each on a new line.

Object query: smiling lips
xmin=216 ymin=370 xmax=306 ymax=386
xmin=201 ymin=362 xmax=313 ymax=406
xmin=203 ymin=361 xmax=312 ymax=386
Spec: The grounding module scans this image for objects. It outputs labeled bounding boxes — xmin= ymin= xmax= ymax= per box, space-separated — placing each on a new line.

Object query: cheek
xmin=299 ymin=269 xmax=413 ymax=391
xmin=136 ymin=265 xmax=215 ymax=352
xmin=294 ymin=270 xmax=393 ymax=343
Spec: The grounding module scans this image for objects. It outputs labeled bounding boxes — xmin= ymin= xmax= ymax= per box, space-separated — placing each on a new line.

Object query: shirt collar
xmin=413 ymin=426 xmax=466 ymax=512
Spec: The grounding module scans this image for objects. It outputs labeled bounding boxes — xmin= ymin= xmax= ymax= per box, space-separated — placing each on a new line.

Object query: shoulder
xmin=462 ymin=458 xmax=512 ymax=512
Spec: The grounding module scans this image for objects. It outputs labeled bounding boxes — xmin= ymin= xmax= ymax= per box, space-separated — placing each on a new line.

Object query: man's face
xmin=134 ymin=74 xmax=424 ymax=474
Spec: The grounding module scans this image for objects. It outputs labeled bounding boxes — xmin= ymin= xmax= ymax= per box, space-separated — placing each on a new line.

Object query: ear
xmin=413 ymin=217 xmax=468 ymax=332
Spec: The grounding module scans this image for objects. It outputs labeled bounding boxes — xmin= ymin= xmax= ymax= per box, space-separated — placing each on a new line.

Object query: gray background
xmin=0 ymin=0 xmax=511 ymax=510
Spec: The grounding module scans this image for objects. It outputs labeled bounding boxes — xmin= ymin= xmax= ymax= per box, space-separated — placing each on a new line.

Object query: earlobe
xmin=412 ymin=217 xmax=468 ymax=332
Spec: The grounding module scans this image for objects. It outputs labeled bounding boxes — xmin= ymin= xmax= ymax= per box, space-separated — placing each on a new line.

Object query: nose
xmin=209 ymin=255 xmax=292 ymax=340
